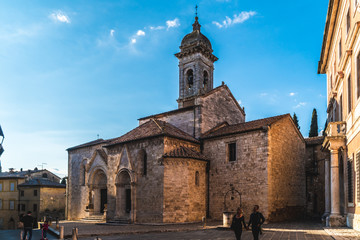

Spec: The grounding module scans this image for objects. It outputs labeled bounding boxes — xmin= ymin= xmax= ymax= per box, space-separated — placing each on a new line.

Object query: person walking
xmin=231 ymin=207 xmax=248 ymax=240
xmin=21 ymin=211 xmax=34 ymax=240
xmin=248 ymin=205 xmax=265 ymax=240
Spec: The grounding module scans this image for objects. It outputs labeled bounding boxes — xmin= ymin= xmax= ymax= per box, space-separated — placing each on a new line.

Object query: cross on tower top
xmin=195 ymin=5 xmax=198 ymax=17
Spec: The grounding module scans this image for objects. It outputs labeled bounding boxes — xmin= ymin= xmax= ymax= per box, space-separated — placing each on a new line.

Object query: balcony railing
xmin=325 ymin=121 xmax=346 ymax=138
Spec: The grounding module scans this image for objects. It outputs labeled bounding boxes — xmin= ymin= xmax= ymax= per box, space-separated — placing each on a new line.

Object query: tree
xmin=292 ymin=113 xmax=300 ymax=130
xmin=323 ymin=119 xmax=328 ymax=136
xmin=61 ymin=177 xmax=67 ymax=185
xmin=309 ymin=108 xmax=319 ymax=137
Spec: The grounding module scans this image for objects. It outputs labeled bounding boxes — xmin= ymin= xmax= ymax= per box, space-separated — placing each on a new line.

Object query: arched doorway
xmin=116 ymin=170 xmax=132 ymax=219
xmin=89 ymin=169 xmax=107 ymax=215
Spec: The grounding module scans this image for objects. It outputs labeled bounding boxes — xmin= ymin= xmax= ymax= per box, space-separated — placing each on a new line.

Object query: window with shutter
xmin=348 ymin=159 xmax=354 ymax=203
xmin=356 ymin=152 xmax=360 ymax=202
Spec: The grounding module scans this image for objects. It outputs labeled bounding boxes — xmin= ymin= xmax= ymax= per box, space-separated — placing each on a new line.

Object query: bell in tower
xmin=175 ymin=15 xmax=218 ymax=108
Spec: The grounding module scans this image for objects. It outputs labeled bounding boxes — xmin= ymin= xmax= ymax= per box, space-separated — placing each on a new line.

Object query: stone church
xmin=67 ymin=17 xmax=307 ymax=223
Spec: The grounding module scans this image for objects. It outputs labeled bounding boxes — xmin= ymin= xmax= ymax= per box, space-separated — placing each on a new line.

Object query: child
xmin=41 ymin=220 xmax=49 ymax=240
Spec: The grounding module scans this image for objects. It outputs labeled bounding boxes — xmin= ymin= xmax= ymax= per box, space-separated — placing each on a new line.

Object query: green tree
xmin=309 ymin=108 xmax=318 ymax=137
xmin=292 ymin=113 xmax=300 ymax=130
xmin=61 ymin=177 xmax=67 ymax=185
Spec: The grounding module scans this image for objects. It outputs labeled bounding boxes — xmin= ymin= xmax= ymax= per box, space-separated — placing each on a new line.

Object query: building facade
xmin=318 ymin=0 xmax=360 ymax=228
xmin=0 ymin=169 xmax=65 ymax=229
xmin=67 ymin=17 xmax=308 ymax=224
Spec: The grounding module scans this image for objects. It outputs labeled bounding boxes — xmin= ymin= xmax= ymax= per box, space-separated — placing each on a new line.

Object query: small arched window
xmin=203 ymin=71 xmax=208 ymax=88
xmin=42 ymin=173 xmax=48 ymax=178
xmin=80 ymin=164 xmax=86 ymax=186
xmin=195 ymin=171 xmax=199 ymax=186
xmin=143 ymin=152 xmax=147 ymax=176
xmin=186 ymin=69 xmax=194 ymax=88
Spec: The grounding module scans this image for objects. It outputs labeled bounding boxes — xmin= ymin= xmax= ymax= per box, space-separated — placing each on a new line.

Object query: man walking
xmin=248 ymin=205 xmax=265 ymax=240
xmin=21 ymin=211 xmax=34 ymax=240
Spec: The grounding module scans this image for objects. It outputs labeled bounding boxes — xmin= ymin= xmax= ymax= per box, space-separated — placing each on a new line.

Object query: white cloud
xmin=110 ymin=29 xmax=115 ymax=37
xmin=136 ymin=30 xmax=145 ymax=36
xmin=150 ymin=26 xmax=165 ymax=30
xmin=294 ymin=102 xmax=306 ymax=108
xmin=289 ymin=92 xmax=296 ymax=96
xmin=50 ymin=11 xmax=71 ymax=24
xmin=237 ymin=100 xmax=242 ymax=105
xmin=166 ymin=18 xmax=180 ymax=29
xmin=213 ymin=11 xmax=256 ymax=28
xmin=259 ymin=93 xmax=268 ymax=97
xmin=131 ymin=38 xmax=136 ymax=44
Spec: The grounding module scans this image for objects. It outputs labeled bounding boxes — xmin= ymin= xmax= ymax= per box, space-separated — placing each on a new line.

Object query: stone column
xmin=324 ymin=158 xmax=331 ymax=217
xmin=330 ymin=149 xmax=340 ymax=215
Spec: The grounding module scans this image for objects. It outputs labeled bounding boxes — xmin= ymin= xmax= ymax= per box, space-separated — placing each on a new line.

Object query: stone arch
xmin=203 ymin=70 xmax=209 ymax=88
xmin=186 ymin=69 xmax=194 ymax=88
xmin=88 ymin=167 xmax=108 ymax=215
xmin=115 ymin=169 xmax=133 ymax=219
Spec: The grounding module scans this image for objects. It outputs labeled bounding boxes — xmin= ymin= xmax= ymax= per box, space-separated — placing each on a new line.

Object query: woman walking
xmin=231 ymin=208 xmax=247 ymax=240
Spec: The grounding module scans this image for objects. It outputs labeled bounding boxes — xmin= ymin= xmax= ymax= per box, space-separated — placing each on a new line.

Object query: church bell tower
xmin=175 ymin=16 xmax=218 ymax=108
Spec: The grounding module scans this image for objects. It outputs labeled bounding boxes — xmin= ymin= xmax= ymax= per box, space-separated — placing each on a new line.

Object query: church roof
xmin=163 ymin=146 xmax=208 ymax=161
xmin=67 ymin=139 xmax=111 ymax=151
xmin=106 ymin=119 xmax=199 ymax=147
xmin=202 ymin=114 xmax=290 ymax=139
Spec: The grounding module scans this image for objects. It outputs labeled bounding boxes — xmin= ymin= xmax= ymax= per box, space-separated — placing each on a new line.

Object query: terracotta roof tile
xmin=106 ymin=119 xmax=199 ymax=146
xmin=163 ymin=146 xmax=208 ymax=161
xmin=18 ymin=178 xmax=65 ymax=188
xmin=202 ymin=114 xmax=289 ymax=139
xmin=67 ymin=139 xmax=110 ymax=151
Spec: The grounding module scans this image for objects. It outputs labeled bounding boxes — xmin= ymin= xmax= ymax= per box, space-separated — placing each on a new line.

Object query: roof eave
xmin=318 ymin=0 xmax=339 ymax=74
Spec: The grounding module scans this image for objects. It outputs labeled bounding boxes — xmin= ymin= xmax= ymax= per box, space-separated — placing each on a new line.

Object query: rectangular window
xmin=33 ymin=204 xmax=37 ymax=212
xmin=348 ymin=159 xmax=354 ymax=203
xmin=34 ymin=190 xmax=37 ymax=196
xmin=0 ymin=199 xmax=2 ymax=210
xmin=340 ymin=95 xmax=343 ymax=121
xmin=0 ymin=183 xmax=2 ymax=192
xmin=20 ymin=191 xmax=24 ymax=197
xmin=9 ymin=200 xmax=14 ymax=210
xmin=10 ymin=182 xmax=15 ymax=192
xmin=21 ymin=204 xmax=25 ymax=211
xmin=348 ymin=75 xmax=352 ymax=113
xmin=356 ymin=152 xmax=360 ymax=202
xmin=357 ymin=53 xmax=360 ymax=98
xmin=347 ymin=9 xmax=351 ymax=35
xmin=228 ymin=142 xmax=237 ymax=162
xmin=339 ymin=38 xmax=342 ymax=60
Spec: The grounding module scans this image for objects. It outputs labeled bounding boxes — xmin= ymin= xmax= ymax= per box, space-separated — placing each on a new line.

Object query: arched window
xmin=80 ymin=164 xmax=86 ymax=186
xmin=42 ymin=173 xmax=48 ymax=178
xmin=143 ymin=152 xmax=147 ymax=176
xmin=186 ymin=69 xmax=194 ymax=88
xmin=203 ymin=71 xmax=208 ymax=88
xmin=195 ymin=171 xmax=199 ymax=186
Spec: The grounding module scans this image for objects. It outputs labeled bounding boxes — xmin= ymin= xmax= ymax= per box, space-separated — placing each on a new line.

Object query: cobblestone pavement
xmin=69 ymin=221 xmax=358 ymax=240
xmin=0 ymin=229 xmax=57 ymax=240
xmin=2 ymin=222 xmax=360 ymax=240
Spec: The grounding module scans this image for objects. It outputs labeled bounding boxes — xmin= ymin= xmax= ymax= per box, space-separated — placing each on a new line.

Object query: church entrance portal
xmin=89 ymin=169 xmax=107 ymax=215
xmin=116 ymin=171 xmax=132 ymax=219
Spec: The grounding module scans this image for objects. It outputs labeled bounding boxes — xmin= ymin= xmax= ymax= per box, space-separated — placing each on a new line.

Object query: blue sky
xmin=0 ymin=0 xmax=329 ymax=177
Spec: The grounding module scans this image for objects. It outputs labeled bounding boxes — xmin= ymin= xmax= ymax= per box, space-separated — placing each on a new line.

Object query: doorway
xmin=100 ymin=189 xmax=107 ymax=213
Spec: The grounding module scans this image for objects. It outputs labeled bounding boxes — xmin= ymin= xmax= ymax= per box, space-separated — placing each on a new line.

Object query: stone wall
xmin=163 ymin=158 xmax=207 ymax=222
xmin=67 ymin=143 xmax=105 ymax=220
xmin=139 ymin=109 xmax=196 ymax=137
xmin=305 ymin=137 xmax=328 ymax=219
xmin=267 ymin=116 xmax=306 ymax=222
xmin=204 ymin=130 xmax=269 ymax=220
xmin=106 ymin=138 xmax=165 ymax=223
xmin=39 ymin=187 xmax=66 ymax=220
